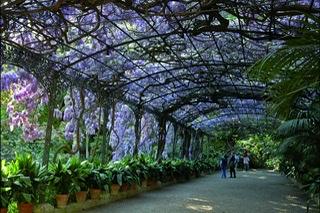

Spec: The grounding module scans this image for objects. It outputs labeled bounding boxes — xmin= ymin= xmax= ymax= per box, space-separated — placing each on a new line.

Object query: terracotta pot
xmin=130 ymin=184 xmax=137 ymax=192
xmin=111 ymin=184 xmax=120 ymax=195
xmin=89 ymin=188 xmax=101 ymax=200
xmin=0 ymin=208 xmax=8 ymax=213
xmin=18 ymin=202 xmax=33 ymax=213
xmin=147 ymin=179 xmax=157 ymax=187
xmin=120 ymin=184 xmax=129 ymax=192
xmin=141 ymin=180 xmax=147 ymax=188
xmin=75 ymin=191 xmax=87 ymax=203
xmin=147 ymin=179 xmax=154 ymax=186
xmin=56 ymin=194 xmax=69 ymax=208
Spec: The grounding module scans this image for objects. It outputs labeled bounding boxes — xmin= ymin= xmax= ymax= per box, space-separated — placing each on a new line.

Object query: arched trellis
xmin=2 ymin=41 xmax=213 ymax=162
xmin=2 ymin=0 xmax=313 ymax=162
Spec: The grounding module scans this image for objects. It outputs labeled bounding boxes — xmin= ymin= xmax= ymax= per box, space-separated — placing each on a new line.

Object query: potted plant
xmin=48 ymin=160 xmax=73 ymax=208
xmin=126 ymin=157 xmax=148 ymax=189
xmin=121 ymin=167 xmax=138 ymax=193
xmin=9 ymin=174 xmax=33 ymax=213
xmin=86 ymin=163 xmax=110 ymax=200
xmin=67 ymin=157 xmax=90 ymax=203
xmin=8 ymin=154 xmax=42 ymax=213
xmin=1 ymin=160 xmax=11 ymax=213
xmin=108 ymin=163 xmax=123 ymax=195
xmin=160 ymin=160 xmax=176 ymax=183
xmin=146 ymin=162 xmax=162 ymax=187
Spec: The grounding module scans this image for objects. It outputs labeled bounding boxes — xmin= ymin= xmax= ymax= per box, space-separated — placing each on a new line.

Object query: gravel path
xmin=86 ymin=170 xmax=318 ymax=213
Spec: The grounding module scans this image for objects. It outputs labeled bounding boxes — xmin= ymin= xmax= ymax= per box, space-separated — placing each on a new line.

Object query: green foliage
xmin=37 ymin=105 xmax=61 ymax=129
xmin=249 ymin=15 xmax=320 ymax=119
xmin=209 ymin=119 xmax=279 ymax=152
xmin=1 ymin=160 xmax=11 ymax=208
xmin=236 ymin=134 xmax=281 ymax=169
xmin=7 ymin=153 xmax=43 ymax=203
xmin=249 ymin=15 xmax=320 ymax=206
xmin=85 ymin=163 xmax=111 ymax=191
xmin=47 ymin=160 xmax=73 ymax=194
xmin=1 ymin=153 xmax=219 ymax=210
xmin=107 ymin=159 xmax=139 ymax=186
xmin=67 ymin=157 xmax=91 ymax=192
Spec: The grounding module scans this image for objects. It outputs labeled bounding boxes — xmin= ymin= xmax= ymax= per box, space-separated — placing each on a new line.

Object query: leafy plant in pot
xmin=146 ymin=162 xmax=162 ymax=187
xmin=8 ymin=174 xmax=34 ymax=213
xmin=108 ymin=163 xmax=124 ymax=195
xmin=1 ymin=160 xmax=11 ymax=213
xmin=108 ymin=161 xmax=139 ymax=194
xmin=8 ymin=154 xmax=42 ymax=213
xmin=160 ymin=160 xmax=176 ymax=183
xmin=123 ymin=156 xmax=148 ymax=188
xmin=67 ymin=157 xmax=90 ymax=203
xmin=138 ymin=156 xmax=152 ymax=187
xmin=85 ymin=163 xmax=110 ymax=200
xmin=48 ymin=160 xmax=73 ymax=208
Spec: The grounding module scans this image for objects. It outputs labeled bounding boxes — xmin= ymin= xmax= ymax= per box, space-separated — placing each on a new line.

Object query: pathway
xmin=86 ymin=170 xmax=318 ymax=213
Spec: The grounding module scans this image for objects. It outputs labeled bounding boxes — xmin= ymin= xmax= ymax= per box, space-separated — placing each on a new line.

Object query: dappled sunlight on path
xmin=86 ymin=170 xmax=318 ymax=213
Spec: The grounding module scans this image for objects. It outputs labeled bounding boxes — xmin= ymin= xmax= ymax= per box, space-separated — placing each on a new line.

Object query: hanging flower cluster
xmin=1 ymin=69 xmax=44 ymax=141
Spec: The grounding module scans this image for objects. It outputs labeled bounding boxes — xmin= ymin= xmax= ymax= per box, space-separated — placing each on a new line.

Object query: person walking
xmin=234 ymin=153 xmax=240 ymax=170
xmin=229 ymin=154 xmax=236 ymax=178
xmin=243 ymin=153 xmax=250 ymax=171
xmin=220 ymin=155 xmax=228 ymax=178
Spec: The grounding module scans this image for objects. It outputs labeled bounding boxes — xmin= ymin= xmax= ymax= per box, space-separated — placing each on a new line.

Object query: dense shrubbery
xmin=0 ymin=153 xmax=218 ymax=211
xmin=236 ymin=134 xmax=281 ymax=169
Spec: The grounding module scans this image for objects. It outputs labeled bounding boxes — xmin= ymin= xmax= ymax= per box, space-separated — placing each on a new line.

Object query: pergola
xmin=1 ymin=0 xmax=319 ymax=160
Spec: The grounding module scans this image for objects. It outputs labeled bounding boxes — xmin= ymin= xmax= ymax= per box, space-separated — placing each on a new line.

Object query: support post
xmin=42 ymin=73 xmax=58 ymax=168
xmin=171 ymin=123 xmax=178 ymax=159
xmin=156 ymin=115 xmax=167 ymax=160
xmin=180 ymin=128 xmax=191 ymax=159
xmin=133 ymin=105 xmax=143 ymax=156
xmin=101 ymin=105 xmax=110 ymax=163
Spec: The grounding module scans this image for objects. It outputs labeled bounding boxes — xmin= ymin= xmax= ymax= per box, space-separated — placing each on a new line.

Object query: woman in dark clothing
xmin=229 ymin=155 xmax=236 ymax=178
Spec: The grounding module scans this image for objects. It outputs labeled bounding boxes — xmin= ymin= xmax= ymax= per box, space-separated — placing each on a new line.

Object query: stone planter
xmin=56 ymin=194 xmax=69 ymax=208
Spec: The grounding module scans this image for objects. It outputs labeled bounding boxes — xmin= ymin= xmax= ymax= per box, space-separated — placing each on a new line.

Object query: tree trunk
xmin=101 ymin=106 xmax=110 ymax=163
xmin=185 ymin=130 xmax=191 ymax=160
xmin=190 ymin=131 xmax=196 ymax=160
xmin=171 ymin=124 xmax=178 ymax=159
xmin=42 ymin=93 xmax=55 ymax=167
xmin=85 ymin=134 xmax=89 ymax=159
xmin=156 ymin=116 xmax=167 ymax=160
xmin=181 ymin=128 xmax=191 ymax=159
xmin=133 ymin=107 xmax=143 ymax=156
xmin=192 ymin=132 xmax=202 ymax=160
xmin=79 ymin=89 xmax=86 ymax=159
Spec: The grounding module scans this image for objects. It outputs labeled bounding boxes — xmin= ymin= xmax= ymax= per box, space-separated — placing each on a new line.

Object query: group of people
xmin=219 ymin=151 xmax=250 ymax=179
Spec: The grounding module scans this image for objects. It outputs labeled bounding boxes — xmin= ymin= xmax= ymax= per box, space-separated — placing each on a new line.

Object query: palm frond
xmin=248 ymin=15 xmax=320 ymax=119
xmin=277 ymin=118 xmax=315 ymax=136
